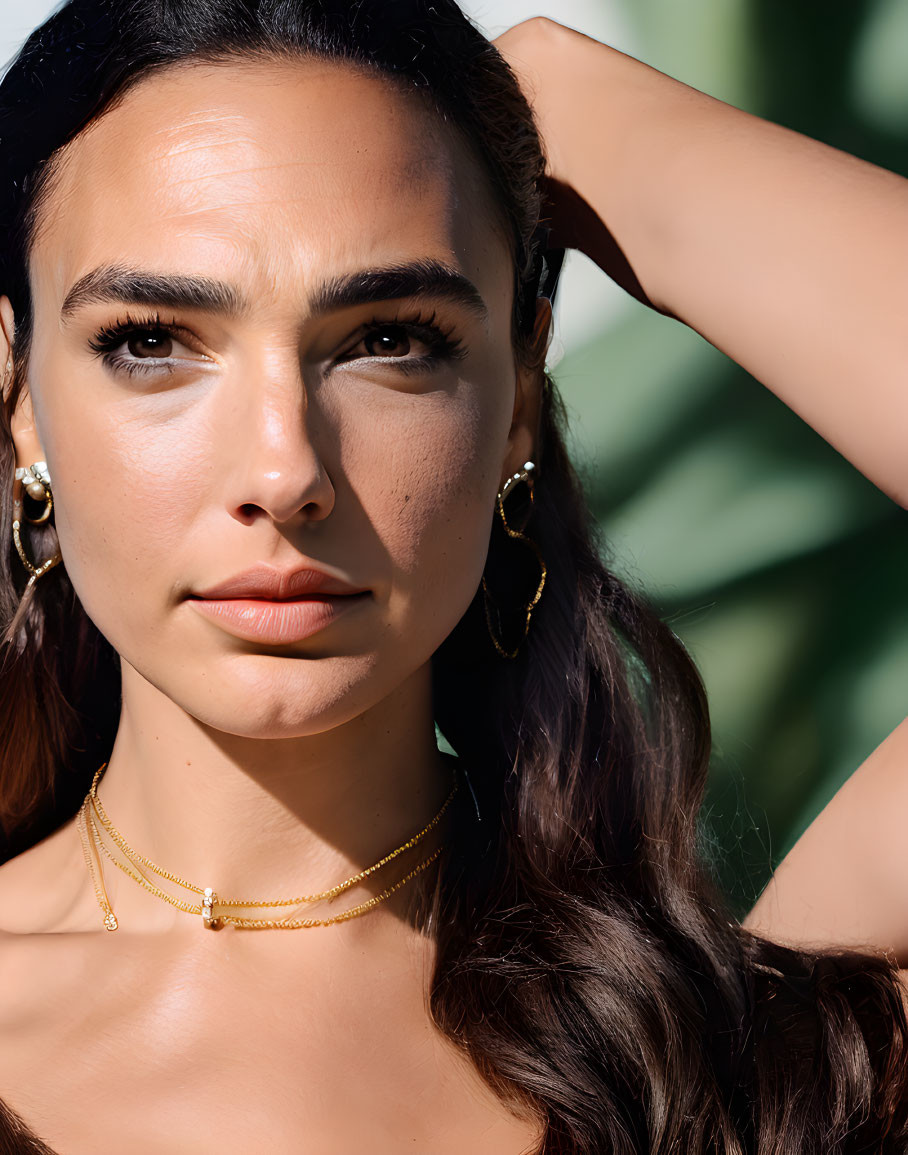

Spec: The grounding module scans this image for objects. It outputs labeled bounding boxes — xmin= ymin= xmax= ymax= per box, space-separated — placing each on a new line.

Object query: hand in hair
xmin=495 ymin=16 xmax=908 ymax=508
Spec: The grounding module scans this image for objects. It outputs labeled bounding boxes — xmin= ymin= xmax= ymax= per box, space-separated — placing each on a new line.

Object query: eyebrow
xmin=311 ymin=260 xmax=488 ymax=321
xmin=61 ymin=266 xmax=244 ymax=318
xmin=60 ymin=259 xmax=488 ymax=323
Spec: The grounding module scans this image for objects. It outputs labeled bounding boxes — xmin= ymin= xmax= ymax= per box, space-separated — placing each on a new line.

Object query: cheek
xmin=380 ymin=401 xmax=494 ymax=565
xmin=326 ymin=372 xmax=512 ymax=633
xmin=35 ymin=349 xmax=512 ymax=665
xmin=35 ymin=385 xmax=208 ymax=637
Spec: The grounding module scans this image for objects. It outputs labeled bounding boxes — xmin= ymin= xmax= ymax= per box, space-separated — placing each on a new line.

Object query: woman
xmin=0 ymin=1 xmax=905 ymax=1151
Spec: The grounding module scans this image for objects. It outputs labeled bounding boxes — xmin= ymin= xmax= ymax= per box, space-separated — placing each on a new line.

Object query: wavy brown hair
xmin=1 ymin=1 xmax=907 ymax=1151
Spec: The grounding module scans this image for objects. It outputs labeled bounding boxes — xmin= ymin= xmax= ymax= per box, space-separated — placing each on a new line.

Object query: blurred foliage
xmin=554 ymin=0 xmax=908 ymax=914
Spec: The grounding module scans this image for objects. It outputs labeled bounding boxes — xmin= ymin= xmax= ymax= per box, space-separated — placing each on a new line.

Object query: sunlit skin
xmin=0 ymin=57 xmax=547 ymax=1153
xmin=19 ymin=57 xmax=538 ymax=886
xmin=3 ymin=12 xmax=906 ymax=1151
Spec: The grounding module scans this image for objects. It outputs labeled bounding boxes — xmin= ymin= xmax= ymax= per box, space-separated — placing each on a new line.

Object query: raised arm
xmin=496 ymin=18 xmax=908 ymax=960
xmin=497 ymin=17 xmax=908 ymax=506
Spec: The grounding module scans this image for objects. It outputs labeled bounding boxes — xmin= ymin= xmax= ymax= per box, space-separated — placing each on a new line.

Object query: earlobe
xmin=9 ymin=392 xmax=46 ymax=471
xmin=505 ymin=369 xmax=544 ymax=486
xmin=10 ymin=387 xmax=37 ymax=432
xmin=0 ymin=295 xmax=14 ymax=401
xmin=0 ymin=294 xmax=14 ymax=353
xmin=1 ymin=299 xmax=45 ymax=468
xmin=502 ymin=300 xmax=551 ymax=487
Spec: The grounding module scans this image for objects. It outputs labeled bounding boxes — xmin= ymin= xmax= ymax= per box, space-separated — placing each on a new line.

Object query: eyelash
xmin=88 ymin=312 xmax=188 ymax=379
xmin=87 ymin=310 xmax=467 ymax=379
xmin=341 ymin=310 xmax=466 ymax=376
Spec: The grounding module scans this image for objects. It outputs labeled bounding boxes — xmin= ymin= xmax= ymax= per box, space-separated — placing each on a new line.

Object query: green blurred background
xmin=531 ymin=0 xmax=908 ymax=913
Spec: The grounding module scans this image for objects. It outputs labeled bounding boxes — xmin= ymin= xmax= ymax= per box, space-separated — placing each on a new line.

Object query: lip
xmin=188 ymin=564 xmax=371 ymax=644
xmin=192 ymin=563 xmax=368 ymax=601
xmin=188 ymin=593 xmax=369 ymax=644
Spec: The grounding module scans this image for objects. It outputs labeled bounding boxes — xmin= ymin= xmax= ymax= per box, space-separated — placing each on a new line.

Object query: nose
xmin=223 ymin=355 xmax=335 ymax=528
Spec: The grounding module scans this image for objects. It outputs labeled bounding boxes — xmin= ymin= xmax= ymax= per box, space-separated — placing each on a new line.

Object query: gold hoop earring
xmin=481 ymin=461 xmax=547 ymax=660
xmin=12 ymin=461 xmax=62 ymax=590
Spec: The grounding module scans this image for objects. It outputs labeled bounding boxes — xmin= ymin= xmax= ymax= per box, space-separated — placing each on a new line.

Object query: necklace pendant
xmin=201 ymin=887 xmax=218 ymax=929
xmin=103 ymin=911 xmax=118 ymax=931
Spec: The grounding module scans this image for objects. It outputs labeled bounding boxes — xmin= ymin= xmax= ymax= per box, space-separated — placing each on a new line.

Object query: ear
xmin=501 ymin=297 xmax=552 ymax=486
xmin=1 ymin=295 xmax=45 ymax=469
xmin=0 ymin=295 xmax=14 ymax=400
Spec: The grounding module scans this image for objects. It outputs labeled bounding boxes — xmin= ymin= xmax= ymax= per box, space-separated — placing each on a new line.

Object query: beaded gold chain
xmin=77 ymin=764 xmax=455 ymax=931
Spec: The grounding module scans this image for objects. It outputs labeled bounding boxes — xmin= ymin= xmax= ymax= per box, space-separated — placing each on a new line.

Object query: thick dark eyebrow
xmin=61 ymin=265 xmax=245 ymax=319
xmin=61 ymin=259 xmax=488 ymax=324
xmin=309 ymin=259 xmax=488 ymax=322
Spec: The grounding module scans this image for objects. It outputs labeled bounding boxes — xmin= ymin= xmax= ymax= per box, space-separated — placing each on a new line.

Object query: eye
xmin=337 ymin=315 xmax=465 ymax=372
xmin=88 ymin=315 xmax=210 ymax=378
xmin=124 ymin=329 xmax=174 ymax=359
xmin=362 ymin=325 xmax=412 ymax=358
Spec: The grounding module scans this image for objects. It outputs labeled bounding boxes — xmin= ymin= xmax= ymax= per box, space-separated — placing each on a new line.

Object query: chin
xmin=164 ymin=650 xmax=392 ymax=738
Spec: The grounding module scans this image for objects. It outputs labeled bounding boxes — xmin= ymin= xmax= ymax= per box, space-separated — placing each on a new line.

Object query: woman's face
xmin=17 ymin=57 xmax=539 ymax=736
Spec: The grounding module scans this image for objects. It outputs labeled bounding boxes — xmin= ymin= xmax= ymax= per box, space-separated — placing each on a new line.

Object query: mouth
xmin=186 ymin=591 xmax=371 ymax=645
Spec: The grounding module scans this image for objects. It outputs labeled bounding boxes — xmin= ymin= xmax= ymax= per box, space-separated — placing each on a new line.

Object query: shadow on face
xmin=16 ymin=56 xmax=538 ymax=740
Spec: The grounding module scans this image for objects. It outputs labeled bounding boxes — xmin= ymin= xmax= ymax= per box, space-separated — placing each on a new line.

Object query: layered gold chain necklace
xmin=76 ymin=764 xmax=456 ymax=932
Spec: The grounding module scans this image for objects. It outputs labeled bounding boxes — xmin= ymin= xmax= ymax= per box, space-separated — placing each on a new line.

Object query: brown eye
xmin=127 ymin=330 xmax=173 ymax=358
xmin=363 ymin=325 xmax=411 ymax=357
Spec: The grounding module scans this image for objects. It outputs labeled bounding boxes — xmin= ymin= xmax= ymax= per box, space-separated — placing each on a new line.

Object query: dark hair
xmin=1 ymin=2 xmax=906 ymax=1151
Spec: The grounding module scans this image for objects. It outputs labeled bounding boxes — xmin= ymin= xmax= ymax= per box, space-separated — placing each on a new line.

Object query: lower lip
xmin=187 ymin=593 xmax=370 ymax=644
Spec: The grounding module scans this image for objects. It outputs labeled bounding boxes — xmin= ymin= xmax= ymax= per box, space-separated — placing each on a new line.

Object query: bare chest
xmin=0 ymin=930 xmax=540 ymax=1155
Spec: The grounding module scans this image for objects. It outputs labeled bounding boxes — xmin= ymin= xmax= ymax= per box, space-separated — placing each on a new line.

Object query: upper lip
xmin=191 ymin=563 xmax=369 ymax=601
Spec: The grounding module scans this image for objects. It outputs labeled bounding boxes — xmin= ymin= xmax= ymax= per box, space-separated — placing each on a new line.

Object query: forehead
xmin=31 ymin=56 xmax=505 ymax=311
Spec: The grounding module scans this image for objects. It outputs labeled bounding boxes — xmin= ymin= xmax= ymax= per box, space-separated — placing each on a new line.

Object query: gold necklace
xmin=77 ymin=764 xmax=456 ymax=931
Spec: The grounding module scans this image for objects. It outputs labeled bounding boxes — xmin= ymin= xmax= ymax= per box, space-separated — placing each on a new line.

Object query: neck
xmin=95 ymin=660 xmax=450 ymax=924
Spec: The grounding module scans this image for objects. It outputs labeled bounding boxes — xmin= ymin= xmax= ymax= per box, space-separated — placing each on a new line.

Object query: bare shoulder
xmin=745 ymin=715 xmax=908 ymax=963
xmin=0 ymin=831 xmax=106 ymax=1155
xmin=0 ymin=819 xmax=111 ymax=1092
xmin=0 ymin=815 xmax=87 ymax=936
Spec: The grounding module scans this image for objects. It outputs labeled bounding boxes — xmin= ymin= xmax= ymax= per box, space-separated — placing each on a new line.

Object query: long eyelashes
xmin=87 ymin=309 xmax=467 ymax=379
xmin=88 ymin=311 xmax=194 ymax=379
xmin=87 ymin=311 xmax=171 ymax=355
xmin=341 ymin=309 xmax=467 ymax=374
